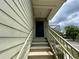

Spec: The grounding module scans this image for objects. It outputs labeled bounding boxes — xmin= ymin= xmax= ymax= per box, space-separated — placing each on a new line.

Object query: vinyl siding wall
xmin=0 ymin=0 xmax=33 ymax=58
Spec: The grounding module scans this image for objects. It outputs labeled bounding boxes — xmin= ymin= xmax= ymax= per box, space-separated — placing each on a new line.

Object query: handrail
xmin=49 ymin=27 xmax=79 ymax=59
xmin=50 ymin=27 xmax=79 ymax=52
xmin=49 ymin=31 xmax=75 ymax=59
xmin=16 ymin=31 xmax=33 ymax=59
xmin=47 ymin=36 xmax=58 ymax=59
xmin=51 ymin=28 xmax=64 ymax=37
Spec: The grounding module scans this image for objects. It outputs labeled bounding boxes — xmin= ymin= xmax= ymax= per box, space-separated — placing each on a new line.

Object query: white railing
xmin=16 ymin=31 xmax=33 ymax=59
xmin=48 ymin=28 xmax=79 ymax=59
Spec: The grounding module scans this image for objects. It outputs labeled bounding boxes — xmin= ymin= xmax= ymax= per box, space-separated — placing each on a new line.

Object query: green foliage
xmin=65 ymin=25 xmax=79 ymax=41
xmin=76 ymin=33 xmax=79 ymax=39
xmin=52 ymin=28 xmax=64 ymax=37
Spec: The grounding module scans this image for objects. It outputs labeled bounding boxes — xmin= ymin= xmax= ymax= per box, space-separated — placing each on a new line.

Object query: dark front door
xmin=36 ymin=21 xmax=44 ymax=37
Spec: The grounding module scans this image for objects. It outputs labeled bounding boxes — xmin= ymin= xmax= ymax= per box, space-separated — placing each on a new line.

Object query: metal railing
xmin=16 ymin=31 xmax=33 ymax=59
xmin=48 ymin=27 xmax=79 ymax=59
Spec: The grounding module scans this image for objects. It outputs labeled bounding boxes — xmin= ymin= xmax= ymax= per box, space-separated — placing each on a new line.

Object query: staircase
xmin=28 ymin=37 xmax=54 ymax=59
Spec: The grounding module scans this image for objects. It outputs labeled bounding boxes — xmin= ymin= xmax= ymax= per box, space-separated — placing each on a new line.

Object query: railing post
xmin=49 ymin=28 xmax=79 ymax=59
xmin=77 ymin=52 xmax=79 ymax=56
xmin=71 ymin=48 xmax=74 ymax=57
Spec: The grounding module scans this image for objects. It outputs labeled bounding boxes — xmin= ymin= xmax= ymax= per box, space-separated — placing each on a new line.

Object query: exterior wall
xmin=44 ymin=20 xmax=48 ymax=38
xmin=0 ymin=0 xmax=33 ymax=40
xmin=0 ymin=0 xmax=33 ymax=58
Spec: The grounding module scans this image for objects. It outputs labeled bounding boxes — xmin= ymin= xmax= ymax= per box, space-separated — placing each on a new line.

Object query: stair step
xmin=31 ymin=42 xmax=49 ymax=47
xmin=33 ymin=38 xmax=47 ymax=42
xmin=31 ymin=44 xmax=49 ymax=47
xmin=29 ymin=38 xmax=54 ymax=59
xmin=29 ymin=51 xmax=53 ymax=56
xmin=30 ymin=47 xmax=50 ymax=51
xmin=29 ymin=56 xmax=54 ymax=59
xmin=33 ymin=40 xmax=47 ymax=42
xmin=28 ymin=51 xmax=53 ymax=59
xmin=32 ymin=42 xmax=48 ymax=44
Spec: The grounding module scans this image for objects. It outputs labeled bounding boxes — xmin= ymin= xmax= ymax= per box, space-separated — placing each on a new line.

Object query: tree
xmin=65 ymin=25 xmax=79 ymax=41
xmin=76 ymin=33 xmax=79 ymax=39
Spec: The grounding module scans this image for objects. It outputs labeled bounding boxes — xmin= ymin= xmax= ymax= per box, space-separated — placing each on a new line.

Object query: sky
xmin=49 ymin=0 xmax=79 ymax=32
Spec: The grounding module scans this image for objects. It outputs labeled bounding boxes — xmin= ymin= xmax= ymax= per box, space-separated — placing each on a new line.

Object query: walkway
xmin=67 ymin=39 xmax=79 ymax=51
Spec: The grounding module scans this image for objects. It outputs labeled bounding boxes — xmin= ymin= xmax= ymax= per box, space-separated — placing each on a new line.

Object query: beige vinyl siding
xmin=0 ymin=0 xmax=33 ymax=59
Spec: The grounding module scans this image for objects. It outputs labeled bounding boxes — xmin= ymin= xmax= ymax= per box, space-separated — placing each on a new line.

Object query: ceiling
xmin=32 ymin=0 xmax=65 ymax=20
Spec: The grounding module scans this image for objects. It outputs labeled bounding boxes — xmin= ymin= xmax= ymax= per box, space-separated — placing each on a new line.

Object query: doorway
xmin=36 ymin=21 xmax=44 ymax=37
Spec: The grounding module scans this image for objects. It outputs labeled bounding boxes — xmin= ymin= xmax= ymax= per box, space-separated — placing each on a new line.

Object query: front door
xmin=36 ymin=21 xmax=44 ymax=37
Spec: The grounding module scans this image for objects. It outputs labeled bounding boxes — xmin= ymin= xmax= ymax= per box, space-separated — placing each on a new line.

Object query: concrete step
xmin=30 ymin=46 xmax=50 ymax=52
xmin=33 ymin=40 xmax=47 ymax=42
xmin=31 ymin=44 xmax=49 ymax=47
xmin=31 ymin=42 xmax=49 ymax=47
xmin=33 ymin=38 xmax=47 ymax=42
xmin=29 ymin=38 xmax=54 ymax=59
xmin=28 ymin=51 xmax=54 ymax=59
xmin=32 ymin=42 xmax=48 ymax=44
